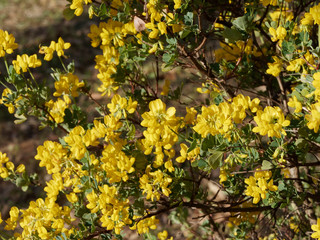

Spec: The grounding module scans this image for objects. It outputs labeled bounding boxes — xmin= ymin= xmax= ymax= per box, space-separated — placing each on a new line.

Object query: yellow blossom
xmin=312 ymin=218 xmax=320 ymax=239
xmin=269 ymin=26 xmax=287 ymax=44
xmin=252 ymin=106 xmax=290 ymax=138
xmin=54 ymin=73 xmax=85 ymax=97
xmin=288 ymin=96 xmax=302 ymax=113
xmin=261 ymin=0 xmax=277 ymax=6
xmin=305 ymin=102 xmax=320 ymax=133
xmin=45 ymin=95 xmax=71 ymax=124
xmin=12 ymin=54 xmax=42 ymax=74
xmin=266 ymin=56 xmax=282 ymax=77
xmin=244 ymin=170 xmax=278 ymax=204
xmin=0 ymin=29 xmax=18 ymax=57
xmin=39 ymin=37 xmax=71 ymax=61
xmin=310 ymin=4 xmax=320 ymax=25
xmin=70 ymin=0 xmax=92 ymax=16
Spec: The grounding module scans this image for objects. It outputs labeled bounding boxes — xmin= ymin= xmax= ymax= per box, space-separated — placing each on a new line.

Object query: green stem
xmin=59 ymin=56 xmax=68 ymax=72
xmin=27 ymin=68 xmax=39 ymax=89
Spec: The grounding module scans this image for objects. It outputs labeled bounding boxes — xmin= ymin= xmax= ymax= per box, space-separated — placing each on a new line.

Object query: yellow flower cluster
xmin=0 ymin=152 xmax=25 ymax=179
xmin=312 ymin=218 xmax=320 ymax=240
xmin=53 ymin=73 xmax=85 ymax=97
xmin=304 ymin=72 xmax=320 ymax=133
xmin=176 ymin=143 xmax=200 ymax=163
xmin=64 ymin=125 xmax=94 ymax=160
xmin=107 ymin=94 xmax=137 ymax=119
xmin=86 ymin=185 xmax=132 ymax=234
xmin=139 ymin=165 xmax=172 ymax=201
xmin=39 ymin=37 xmax=71 ymax=61
xmin=266 ymin=56 xmax=282 ymax=77
xmin=269 ymin=26 xmax=287 ymax=45
xmin=87 ymin=20 xmax=136 ymax=95
xmin=214 ymin=39 xmax=262 ymax=63
xmin=5 ymin=198 xmax=74 ymax=239
xmin=244 ymin=170 xmax=278 ymax=204
xmin=253 ymin=106 xmax=290 ymax=138
xmin=0 ymin=88 xmax=21 ymax=114
xmin=158 ymin=230 xmax=173 ymax=240
xmin=194 ymin=94 xmax=260 ymax=138
xmin=45 ymin=95 xmax=71 ymax=124
xmin=130 ymin=215 xmax=159 ymax=234
xmin=0 ymin=29 xmax=18 ymax=57
xmin=141 ymin=99 xmax=182 ymax=167
xmin=35 ymin=141 xmax=68 ymax=174
xmin=70 ymin=0 xmax=92 ymax=16
xmin=12 ymin=54 xmax=41 ymax=74
xmin=101 ymin=141 xmax=135 ymax=183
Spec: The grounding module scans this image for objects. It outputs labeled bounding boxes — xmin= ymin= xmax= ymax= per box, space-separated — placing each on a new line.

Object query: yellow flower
xmin=16 ymin=164 xmax=25 ymax=173
xmin=70 ymin=0 xmax=92 ymax=16
xmin=193 ymin=102 xmax=233 ymax=138
xmin=158 ymin=230 xmax=173 ymax=240
xmin=107 ymin=94 xmax=137 ymax=119
xmin=4 ymin=206 xmax=20 ymax=231
xmin=266 ymin=56 xmax=282 ymax=77
xmin=141 ymin=99 xmax=181 ymax=166
xmin=286 ymin=58 xmax=304 ymax=72
xmin=45 ymin=95 xmax=71 ymax=124
xmin=0 ymin=88 xmax=16 ymax=114
xmin=0 ymin=29 xmax=18 ymax=57
xmin=12 ymin=54 xmax=42 ymax=74
xmin=245 ymin=170 xmax=278 ymax=204
xmin=305 ymin=102 xmax=320 ymax=133
xmin=157 ymin=22 xmax=167 ymax=35
xmin=130 ymin=215 xmax=159 ymax=234
xmin=173 ymin=0 xmax=181 ymax=9
xmin=252 ymin=106 xmax=290 ymax=138
xmin=310 ymin=4 xmax=320 ymax=25
xmin=301 ymin=12 xmax=313 ymax=25
xmin=269 ymin=26 xmax=287 ymax=44
xmin=39 ymin=37 xmax=71 ymax=61
xmin=312 ymin=219 xmax=320 ymax=239
xmin=288 ymin=96 xmax=302 ymax=113
xmin=184 ymin=107 xmax=197 ymax=125
xmin=313 ymin=72 xmax=320 ymax=100
xmin=261 ymin=0 xmax=277 ymax=6
xmin=35 ymin=141 xmax=68 ymax=174
xmin=54 ymin=73 xmax=85 ymax=97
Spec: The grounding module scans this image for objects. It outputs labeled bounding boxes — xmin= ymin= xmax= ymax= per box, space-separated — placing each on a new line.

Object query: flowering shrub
xmin=2 ymin=0 xmax=320 ymax=239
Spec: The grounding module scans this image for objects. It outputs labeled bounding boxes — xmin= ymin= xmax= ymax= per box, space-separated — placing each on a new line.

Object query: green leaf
xmin=179 ymin=29 xmax=192 ymax=39
xmin=222 ymin=27 xmax=243 ymax=43
xmin=63 ymin=8 xmax=75 ymax=20
xmin=232 ymin=15 xmax=253 ymax=32
xmin=261 ymin=160 xmax=273 ymax=170
xmin=207 ymin=150 xmax=223 ymax=170
xmin=197 ymin=159 xmax=208 ymax=170
xmin=132 ymin=150 xmax=147 ymax=171
xmin=184 ymin=12 xmax=194 ymax=25
xmin=163 ymin=52 xmax=175 ymax=64
xmin=281 ymin=40 xmax=295 ymax=60
xmin=188 ymin=137 xmax=197 ymax=153
xmin=278 ymin=181 xmax=286 ymax=191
